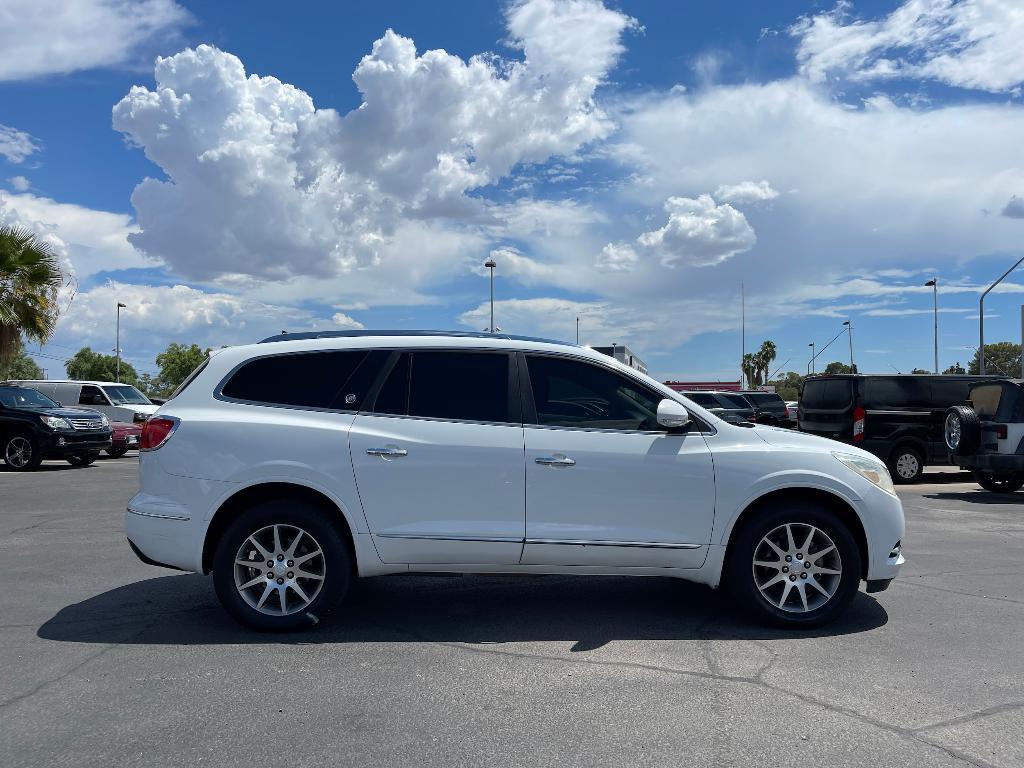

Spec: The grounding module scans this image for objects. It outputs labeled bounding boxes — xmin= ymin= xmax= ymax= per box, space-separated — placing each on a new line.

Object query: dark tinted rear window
xmin=719 ymin=393 xmax=752 ymax=409
xmin=929 ymin=379 xmax=972 ymax=407
xmin=685 ymin=392 xmax=718 ymax=407
xmin=222 ymin=350 xmax=379 ymax=409
xmin=372 ymin=351 xmax=511 ymax=423
xmin=745 ymin=392 xmax=784 ymax=406
xmin=864 ymin=377 xmax=928 ymax=408
xmin=802 ymin=379 xmax=854 ymax=409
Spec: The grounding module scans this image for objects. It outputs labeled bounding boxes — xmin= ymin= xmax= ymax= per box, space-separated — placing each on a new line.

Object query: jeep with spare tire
xmin=945 ymin=379 xmax=1024 ymax=493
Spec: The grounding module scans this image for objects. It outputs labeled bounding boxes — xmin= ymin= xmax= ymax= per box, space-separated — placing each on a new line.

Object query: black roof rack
xmin=258 ymin=329 xmax=577 ymax=347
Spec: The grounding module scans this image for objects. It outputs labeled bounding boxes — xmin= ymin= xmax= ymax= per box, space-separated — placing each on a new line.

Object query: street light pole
xmin=843 ymin=320 xmax=854 ymax=371
xmin=924 ymin=279 xmax=938 ymax=373
xmin=576 ymin=316 xmax=579 ymax=345
xmin=741 ymin=283 xmax=746 ymax=389
xmin=115 ymin=302 xmax=126 ymax=382
xmin=980 ymin=256 xmax=1024 ymax=374
xmin=484 ymin=258 xmax=497 ymax=333
xmin=808 ymin=342 xmax=815 ymax=375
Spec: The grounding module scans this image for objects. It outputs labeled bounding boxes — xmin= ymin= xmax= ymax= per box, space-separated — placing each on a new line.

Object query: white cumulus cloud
xmin=0 ymin=124 xmax=38 ymax=163
xmin=634 ymin=194 xmax=756 ymax=268
xmin=714 ymin=180 xmax=779 ymax=204
xmin=0 ymin=0 xmax=190 ymax=81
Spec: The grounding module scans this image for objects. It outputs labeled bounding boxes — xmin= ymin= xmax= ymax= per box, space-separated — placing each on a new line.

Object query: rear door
xmin=799 ymin=378 xmax=855 ymax=437
xmin=520 ymin=353 xmax=715 ymax=569
xmin=349 ymin=349 xmax=526 ymax=564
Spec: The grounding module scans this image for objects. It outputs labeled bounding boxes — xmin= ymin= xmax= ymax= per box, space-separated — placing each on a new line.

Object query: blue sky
xmin=2 ymin=0 xmax=1023 ymax=381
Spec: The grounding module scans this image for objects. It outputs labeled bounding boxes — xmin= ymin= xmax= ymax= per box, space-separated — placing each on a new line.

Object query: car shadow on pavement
xmin=37 ymin=572 xmax=888 ymax=648
xmin=921 ymin=490 xmax=1024 ymax=504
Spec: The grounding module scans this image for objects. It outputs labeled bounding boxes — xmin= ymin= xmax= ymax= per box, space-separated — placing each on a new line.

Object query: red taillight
xmin=994 ymin=424 xmax=1008 ymax=440
xmin=852 ymin=406 xmax=866 ymax=442
xmin=140 ymin=417 xmax=179 ymax=451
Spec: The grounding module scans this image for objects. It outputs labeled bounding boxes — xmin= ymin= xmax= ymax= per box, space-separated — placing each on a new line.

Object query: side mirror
xmin=657 ymin=398 xmax=690 ymax=429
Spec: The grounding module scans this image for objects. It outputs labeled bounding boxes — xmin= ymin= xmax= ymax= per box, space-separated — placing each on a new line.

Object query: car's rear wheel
xmin=889 ymin=446 xmax=924 ymax=484
xmin=3 ymin=434 xmax=42 ymax=471
xmin=212 ymin=499 xmax=352 ymax=631
xmin=973 ymin=470 xmax=1024 ymax=493
xmin=67 ymin=451 xmax=100 ymax=467
xmin=727 ymin=502 xmax=861 ymax=628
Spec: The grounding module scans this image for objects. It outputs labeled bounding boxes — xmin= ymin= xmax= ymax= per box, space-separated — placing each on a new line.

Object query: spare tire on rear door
xmin=944 ymin=405 xmax=981 ymax=456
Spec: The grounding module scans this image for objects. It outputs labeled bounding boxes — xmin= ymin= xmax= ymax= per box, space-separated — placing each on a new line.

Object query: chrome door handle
xmin=535 ymin=455 xmax=575 ymax=467
xmin=366 ymin=447 xmax=408 ymax=457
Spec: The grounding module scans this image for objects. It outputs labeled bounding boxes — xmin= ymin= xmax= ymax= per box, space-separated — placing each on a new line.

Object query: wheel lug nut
xmin=782 ymin=566 xmax=789 ymax=573
xmin=287 ymin=572 xmax=294 ymax=579
xmin=796 ymin=553 xmax=802 ymax=559
xmin=267 ymin=573 xmax=273 ymax=579
xmin=801 ymin=572 xmax=808 ymax=579
xmin=277 ymin=555 xmax=284 ymax=561
xmin=785 ymin=555 xmax=792 ymax=562
xmin=287 ymin=560 xmax=294 ymax=567
xmin=804 ymin=561 xmax=811 ymax=569
xmin=276 ymin=577 xmax=284 ymax=585
xmin=267 ymin=561 xmax=274 ymax=567
xmin=789 ymin=574 xmax=797 ymax=581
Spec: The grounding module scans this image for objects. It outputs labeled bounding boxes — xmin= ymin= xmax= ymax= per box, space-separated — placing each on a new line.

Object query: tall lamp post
xmin=842 ymin=320 xmax=854 ymax=371
xmin=924 ymin=278 xmax=938 ymax=373
xmin=115 ymin=302 xmax=126 ymax=382
xmin=808 ymin=342 xmax=815 ymax=375
xmin=484 ymin=258 xmax=497 ymax=333
xmin=980 ymin=256 xmax=1024 ymax=374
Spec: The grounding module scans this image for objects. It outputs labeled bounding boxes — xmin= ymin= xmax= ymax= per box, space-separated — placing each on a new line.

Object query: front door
xmin=520 ymin=354 xmax=715 ymax=568
xmin=349 ymin=350 xmax=525 ymax=564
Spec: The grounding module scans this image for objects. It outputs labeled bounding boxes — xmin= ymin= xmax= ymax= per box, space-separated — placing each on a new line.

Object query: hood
xmin=42 ymin=407 xmax=106 ymax=420
xmin=752 ymin=425 xmax=880 ymax=461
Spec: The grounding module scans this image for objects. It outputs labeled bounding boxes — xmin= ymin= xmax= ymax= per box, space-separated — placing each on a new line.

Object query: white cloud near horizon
xmin=0 ymin=0 xmax=190 ymax=81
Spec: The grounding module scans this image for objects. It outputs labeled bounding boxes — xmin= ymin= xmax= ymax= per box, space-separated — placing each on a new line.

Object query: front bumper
xmin=39 ymin=430 xmax=113 ymax=457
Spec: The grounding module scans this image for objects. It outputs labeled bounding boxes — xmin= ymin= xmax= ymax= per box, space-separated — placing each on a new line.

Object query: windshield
xmin=719 ymin=393 xmax=752 ymax=409
xmin=0 ymin=386 xmax=59 ymax=409
xmin=102 ymin=385 xmax=152 ymax=405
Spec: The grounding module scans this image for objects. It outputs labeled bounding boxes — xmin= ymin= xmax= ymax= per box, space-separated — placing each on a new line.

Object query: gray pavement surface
xmin=1 ymin=458 xmax=1022 ymax=768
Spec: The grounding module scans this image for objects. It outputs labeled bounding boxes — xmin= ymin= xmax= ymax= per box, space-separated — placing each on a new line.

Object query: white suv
xmin=126 ymin=331 xmax=905 ymax=631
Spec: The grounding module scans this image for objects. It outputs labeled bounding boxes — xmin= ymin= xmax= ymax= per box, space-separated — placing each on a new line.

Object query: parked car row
xmin=676 ymin=390 xmax=793 ymax=427
xmin=0 ymin=380 xmax=149 ymax=471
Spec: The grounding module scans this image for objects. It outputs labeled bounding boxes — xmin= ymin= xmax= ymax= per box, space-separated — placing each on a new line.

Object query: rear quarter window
xmin=928 ymin=379 xmax=973 ymax=408
xmin=221 ymin=350 xmax=383 ymax=409
xmin=970 ymin=384 xmax=1003 ymax=418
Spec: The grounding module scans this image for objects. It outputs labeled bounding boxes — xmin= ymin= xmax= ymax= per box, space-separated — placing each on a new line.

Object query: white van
xmin=6 ymin=380 xmax=159 ymax=424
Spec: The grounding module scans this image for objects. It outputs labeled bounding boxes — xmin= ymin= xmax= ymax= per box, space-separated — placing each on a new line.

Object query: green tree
xmin=771 ymin=371 xmax=804 ymax=401
xmin=0 ymin=225 xmax=63 ymax=364
xmin=943 ymin=361 xmax=966 ymax=375
xmin=155 ymin=343 xmax=209 ymax=395
xmin=910 ymin=368 xmax=930 ymax=374
xmin=823 ymin=361 xmax=854 ymax=375
xmin=65 ymin=347 xmax=138 ymax=384
xmin=742 ymin=339 xmax=778 ymax=388
xmin=968 ymin=342 xmax=1022 ymax=376
xmin=0 ymin=347 xmax=43 ymax=380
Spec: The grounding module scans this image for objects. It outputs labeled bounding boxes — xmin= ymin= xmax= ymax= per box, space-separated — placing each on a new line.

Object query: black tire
xmin=106 ymin=446 xmax=129 ymax=459
xmin=212 ymin=499 xmax=352 ymax=631
xmin=888 ymin=445 xmax=924 ymax=484
xmin=3 ymin=433 xmax=43 ymax=471
xmin=973 ymin=470 xmax=1024 ymax=493
xmin=726 ymin=502 xmax=862 ymax=628
xmin=66 ymin=451 xmax=100 ymax=467
xmin=945 ymin=406 xmax=981 ymax=456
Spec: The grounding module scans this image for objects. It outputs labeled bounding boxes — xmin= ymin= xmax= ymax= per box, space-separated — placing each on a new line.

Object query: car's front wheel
xmin=727 ymin=502 xmax=862 ymax=628
xmin=973 ymin=471 xmax=1024 ymax=493
xmin=3 ymin=434 xmax=42 ymax=471
xmin=212 ymin=499 xmax=352 ymax=631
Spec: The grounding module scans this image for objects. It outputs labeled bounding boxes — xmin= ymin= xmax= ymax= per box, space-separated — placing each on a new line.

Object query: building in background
xmin=592 ymin=344 xmax=648 ymax=375
xmin=663 ymin=380 xmax=743 ymax=392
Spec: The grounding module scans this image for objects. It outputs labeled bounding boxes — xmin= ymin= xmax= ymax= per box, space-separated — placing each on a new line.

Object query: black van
xmin=798 ymin=374 xmax=997 ymax=483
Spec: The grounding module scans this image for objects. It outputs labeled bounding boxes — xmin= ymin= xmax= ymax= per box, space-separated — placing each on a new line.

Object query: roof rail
xmin=257 ymin=329 xmax=577 ymax=346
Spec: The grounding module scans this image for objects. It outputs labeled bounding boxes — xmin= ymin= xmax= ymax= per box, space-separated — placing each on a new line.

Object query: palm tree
xmin=757 ymin=340 xmax=777 ymax=385
xmin=0 ymin=225 xmax=63 ymax=365
xmin=742 ymin=353 xmax=759 ymax=388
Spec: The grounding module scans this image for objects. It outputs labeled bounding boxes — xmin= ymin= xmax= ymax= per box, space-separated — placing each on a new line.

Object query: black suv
xmin=0 ymin=385 xmax=112 ymax=471
xmin=799 ymin=374 xmax=996 ymax=483
xmin=738 ymin=391 xmax=790 ymax=426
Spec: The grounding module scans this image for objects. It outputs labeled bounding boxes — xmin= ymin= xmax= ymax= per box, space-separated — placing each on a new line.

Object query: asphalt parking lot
xmin=1 ymin=459 xmax=1022 ymax=768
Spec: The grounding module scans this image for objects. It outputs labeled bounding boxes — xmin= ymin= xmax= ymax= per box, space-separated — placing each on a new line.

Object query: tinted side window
xmin=373 ymin=353 xmax=410 ymax=415
xmin=864 ymin=377 xmax=928 ymax=408
xmin=408 ymin=352 xmax=510 ymax=423
xmin=929 ymin=379 xmax=972 ymax=407
xmin=526 ymin=355 xmax=661 ymax=430
xmin=222 ymin=350 xmax=372 ymax=409
xmin=686 ymin=392 xmax=717 ymax=407
xmin=79 ymin=385 xmax=105 ymax=406
xmin=720 ymin=393 xmax=753 ymax=409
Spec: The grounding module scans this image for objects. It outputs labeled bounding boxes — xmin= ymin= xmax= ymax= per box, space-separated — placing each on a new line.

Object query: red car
xmin=108 ymin=421 xmax=142 ymax=458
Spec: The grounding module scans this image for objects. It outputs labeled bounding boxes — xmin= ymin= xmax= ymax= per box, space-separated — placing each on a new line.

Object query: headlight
xmin=41 ymin=415 xmax=71 ymax=430
xmin=833 ymin=452 xmax=896 ymax=496
xmin=99 ymin=414 xmax=109 ymax=427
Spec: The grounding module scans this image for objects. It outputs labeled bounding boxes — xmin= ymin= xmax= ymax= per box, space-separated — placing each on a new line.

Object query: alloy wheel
xmin=5 ymin=437 xmax=32 ymax=469
xmin=752 ymin=523 xmax=843 ymax=613
xmin=233 ymin=524 xmax=326 ymax=616
xmin=945 ymin=413 xmax=961 ymax=451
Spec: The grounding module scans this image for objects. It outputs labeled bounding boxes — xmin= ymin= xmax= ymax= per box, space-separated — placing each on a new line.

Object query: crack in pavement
xmin=366 ymin=619 xmax=1006 ymax=768
xmin=898 ymin=579 xmax=1024 ymax=606
xmin=912 ymin=700 xmax=1024 ymax=734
